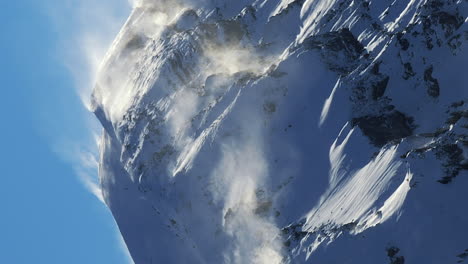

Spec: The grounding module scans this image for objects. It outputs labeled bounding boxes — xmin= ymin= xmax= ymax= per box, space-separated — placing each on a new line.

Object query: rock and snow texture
xmin=91 ymin=0 xmax=468 ymax=263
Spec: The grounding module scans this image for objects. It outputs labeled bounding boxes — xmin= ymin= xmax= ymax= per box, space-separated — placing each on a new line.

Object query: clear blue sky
xmin=0 ymin=1 xmax=132 ymax=263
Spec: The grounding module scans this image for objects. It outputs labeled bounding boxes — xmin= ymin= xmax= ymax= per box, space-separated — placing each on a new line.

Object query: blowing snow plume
xmin=46 ymin=0 xmax=130 ymax=201
xmin=91 ymin=0 xmax=468 ymax=263
xmin=46 ymin=0 xmax=135 ymax=263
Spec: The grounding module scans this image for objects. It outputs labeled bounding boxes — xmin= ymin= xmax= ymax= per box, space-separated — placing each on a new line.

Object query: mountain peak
xmin=93 ymin=0 xmax=468 ymax=263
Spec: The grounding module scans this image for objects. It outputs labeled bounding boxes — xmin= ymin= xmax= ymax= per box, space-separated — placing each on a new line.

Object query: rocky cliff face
xmin=91 ymin=0 xmax=468 ymax=263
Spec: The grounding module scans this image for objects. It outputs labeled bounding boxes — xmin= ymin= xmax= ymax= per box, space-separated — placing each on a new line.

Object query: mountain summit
xmin=92 ymin=0 xmax=467 ymax=263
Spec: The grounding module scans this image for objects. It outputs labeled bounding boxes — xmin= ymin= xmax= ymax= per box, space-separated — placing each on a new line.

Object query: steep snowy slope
xmin=91 ymin=0 xmax=468 ymax=263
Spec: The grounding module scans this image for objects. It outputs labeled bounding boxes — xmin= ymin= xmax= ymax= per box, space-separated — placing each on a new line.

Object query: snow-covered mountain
xmin=91 ymin=0 xmax=468 ymax=263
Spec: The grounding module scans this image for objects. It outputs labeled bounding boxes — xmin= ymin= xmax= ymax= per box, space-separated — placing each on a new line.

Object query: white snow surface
xmin=91 ymin=0 xmax=468 ymax=263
